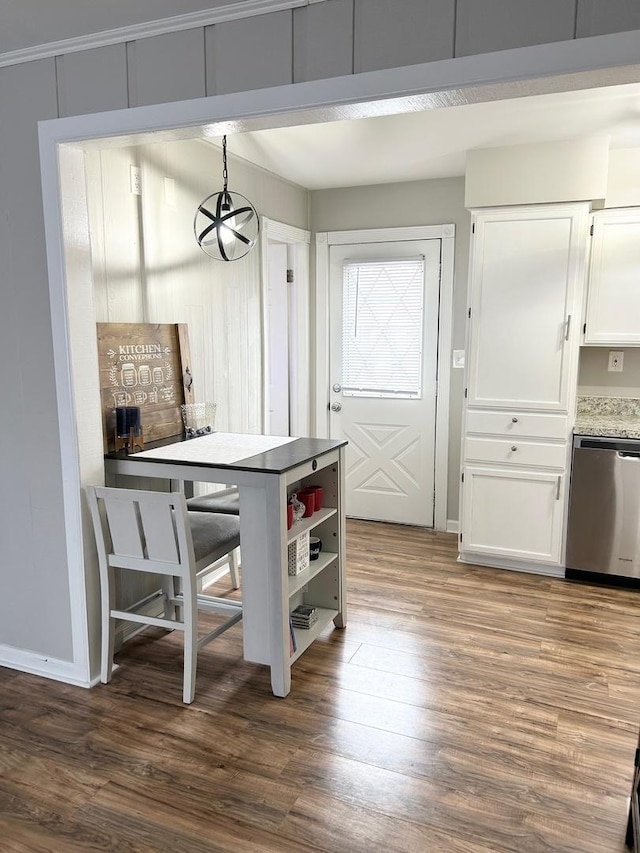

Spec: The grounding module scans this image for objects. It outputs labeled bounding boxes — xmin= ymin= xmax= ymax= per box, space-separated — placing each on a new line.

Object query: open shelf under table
xmin=288 ymin=551 xmax=338 ymax=597
xmin=290 ymin=607 xmax=339 ymax=664
xmin=286 ymin=507 xmax=337 ymax=544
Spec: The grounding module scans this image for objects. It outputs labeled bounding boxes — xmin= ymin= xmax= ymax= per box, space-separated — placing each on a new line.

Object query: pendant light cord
xmin=222 ymin=135 xmax=228 ymax=194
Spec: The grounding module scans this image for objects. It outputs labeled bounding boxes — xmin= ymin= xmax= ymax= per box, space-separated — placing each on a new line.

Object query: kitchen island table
xmin=105 ymin=433 xmax=347 ymax=697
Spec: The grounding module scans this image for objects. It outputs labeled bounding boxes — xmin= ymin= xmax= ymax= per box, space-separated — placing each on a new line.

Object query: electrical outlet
xmin=608 ymin=351 xmax=624 ymax=372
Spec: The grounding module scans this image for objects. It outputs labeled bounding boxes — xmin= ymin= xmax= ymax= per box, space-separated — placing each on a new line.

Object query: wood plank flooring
xmin=2 ymin=520 xmax=640 ymax=851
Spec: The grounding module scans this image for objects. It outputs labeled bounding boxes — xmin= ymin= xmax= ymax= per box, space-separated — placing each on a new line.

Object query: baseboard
xmin=0 ymin=644 xmax=91 ymax=688
xmin=446 ymin=519 xmax=459 ymax=534
xmin=458 ymin=552 xmax=564 ymax=578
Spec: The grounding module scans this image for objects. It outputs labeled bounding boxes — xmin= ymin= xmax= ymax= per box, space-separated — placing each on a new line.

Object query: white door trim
xmin=261 ymin=216 xmax=311 ymax=435
xmin=38 ymin=38 xmax=640 ymax=683
xmin=315 ymin=225 xmax=455 ymax=532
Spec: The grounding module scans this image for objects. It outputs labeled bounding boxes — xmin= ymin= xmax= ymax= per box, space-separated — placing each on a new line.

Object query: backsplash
xmin=578 ymin=347 xmax=640 ymax=397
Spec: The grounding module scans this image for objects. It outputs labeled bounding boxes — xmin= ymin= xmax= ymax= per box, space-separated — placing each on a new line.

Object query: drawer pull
xmin=556 ymin=476 xmax=561 ymax=500
xmin=511 ymin=445 xmax=518 ymax=452
xmin=511 ymin=417 xmax=518 ymax=423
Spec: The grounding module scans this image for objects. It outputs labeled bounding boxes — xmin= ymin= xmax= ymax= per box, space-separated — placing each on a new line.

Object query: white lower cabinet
xmin=461 ymin=465 xmax=565 ymax=566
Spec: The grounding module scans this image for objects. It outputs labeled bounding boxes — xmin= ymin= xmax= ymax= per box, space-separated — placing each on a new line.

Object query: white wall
xmin=3 ymin=0 xmax=640 ymax=682
xmin=90 ymin=139 xmax=308 ymax=435
xmin=606 ymin=148 xmax=640 ymax=208
xmin=465 ymin=138 xmax=610 ymax=208
xmin=311 ymin=177 xmax=469 ymax=523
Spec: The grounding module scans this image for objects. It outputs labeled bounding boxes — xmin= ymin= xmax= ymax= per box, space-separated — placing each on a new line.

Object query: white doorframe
xmin=260 ymin=217 xmax=311 ymax=436
xmin=38 ymin=39 xmax=640 ymax=683
xmin=315 ymin=226 xmax=455 ymax=532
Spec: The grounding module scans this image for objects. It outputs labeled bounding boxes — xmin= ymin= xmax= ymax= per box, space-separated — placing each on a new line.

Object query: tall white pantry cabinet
xmin=459 ymin=203 xmax=590 ymax=576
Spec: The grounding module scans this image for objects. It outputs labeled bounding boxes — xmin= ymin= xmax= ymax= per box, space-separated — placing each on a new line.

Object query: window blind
xmin=341 ymin=257 xmax=425 ymax=398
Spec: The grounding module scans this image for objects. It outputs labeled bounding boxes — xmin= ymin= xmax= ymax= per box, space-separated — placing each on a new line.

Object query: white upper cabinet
xmin=584 ymin=209 xmax=640 ymax=345
xmin=467 ymin=204 xmax=589 ymax=412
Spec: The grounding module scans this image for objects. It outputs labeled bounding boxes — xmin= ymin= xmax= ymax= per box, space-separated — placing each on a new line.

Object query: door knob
xmin=330 ymin=402 xmax=342 ymax=412
xmin=332 ymin=383 xmax=342 ymax=393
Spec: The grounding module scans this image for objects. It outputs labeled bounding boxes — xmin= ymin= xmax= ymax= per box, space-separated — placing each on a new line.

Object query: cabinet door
xmin=461 ymin=465 xmax=564 ymax=564
xmin=585 ymin=210 xmax=640 ymax=345
xmin=467 ymin=204 xmax=588 ymax=411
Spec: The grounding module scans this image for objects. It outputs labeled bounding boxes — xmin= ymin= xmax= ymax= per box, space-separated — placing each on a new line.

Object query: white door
xmin=266 ymin=242 xmax=290 ymax=435
xmin=329 ymin=240 xmax=441 ymax=526
xmin=461 ymin=465 xmax=565 ymax=565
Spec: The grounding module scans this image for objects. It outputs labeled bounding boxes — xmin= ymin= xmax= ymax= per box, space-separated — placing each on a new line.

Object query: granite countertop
xmin=574 ymin=396 xmax=640 ymax=439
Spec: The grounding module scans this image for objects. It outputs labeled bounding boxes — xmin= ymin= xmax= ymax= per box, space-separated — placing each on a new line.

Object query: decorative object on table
xmin=290 ymin=492 xmax=305 ymax=522
xmin=288 ymin=529 xmax=310 ymax=576
xmin=290 ymin=604 xmax=318 ymax=629
xmin=114 ymin=406 xmax=144 ymax=453
xmin=297 ymin=489 xmax=315 ymax=518
xmin=181 ymin=402 xmax=217 ymax=438
xmin=309 ymin=537 xmax=322 ymax=561
xmin=97 ymin=322 xmax=194 ymax=452
xmin=194 ymin=135 xmax=260 ymax=262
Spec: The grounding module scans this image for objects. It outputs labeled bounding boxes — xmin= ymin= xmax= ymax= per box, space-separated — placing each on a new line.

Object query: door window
xmin=341 ymin=257 xmax=425 ymax=398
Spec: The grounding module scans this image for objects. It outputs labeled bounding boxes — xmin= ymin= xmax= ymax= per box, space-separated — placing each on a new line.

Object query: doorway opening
xmin=40 ymin=56 xmax=640 ymax=682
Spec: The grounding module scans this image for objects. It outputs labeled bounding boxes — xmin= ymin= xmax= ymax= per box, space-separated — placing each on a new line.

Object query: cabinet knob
xmin=511 ymin=445 xmax=518 ymax=452
xmin=512 ymin=417 xmax=518 ymax=423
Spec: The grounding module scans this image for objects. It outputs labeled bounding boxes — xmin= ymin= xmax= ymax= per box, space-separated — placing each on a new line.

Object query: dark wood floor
xmin=2 ymin=520 xmax=640 ymax=852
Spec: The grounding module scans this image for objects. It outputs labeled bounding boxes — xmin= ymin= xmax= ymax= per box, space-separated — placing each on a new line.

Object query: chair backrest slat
xmin=139 ymin=500 xmax=180 ymax=563
xmin=103 ymin=495 xmax=145 ymax=558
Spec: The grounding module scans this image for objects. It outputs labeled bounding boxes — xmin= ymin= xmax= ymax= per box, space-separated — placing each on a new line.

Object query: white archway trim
xmin=315 ymin=225 xmax=455 ymax=533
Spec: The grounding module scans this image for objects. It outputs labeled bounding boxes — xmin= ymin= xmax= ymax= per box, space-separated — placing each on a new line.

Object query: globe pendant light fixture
xmin=194 ymin=135 xmax=259 ymax=261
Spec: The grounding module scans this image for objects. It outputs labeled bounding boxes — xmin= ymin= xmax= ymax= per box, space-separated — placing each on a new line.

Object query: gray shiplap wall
xmin=3 ymin=0 xmax=640 ymax=675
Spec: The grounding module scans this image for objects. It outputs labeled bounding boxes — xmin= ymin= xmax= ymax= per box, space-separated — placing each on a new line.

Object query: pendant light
xmin=194 ymin=135 xmax=259 ymax=261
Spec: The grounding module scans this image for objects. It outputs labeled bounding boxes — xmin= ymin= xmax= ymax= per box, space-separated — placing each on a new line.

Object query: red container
xmin=307 ymin=485 xmax=323 ymax=510
xmin=298 ymin=490 xmax=315 ymax=518
xmin=286 ymin=503 xmax=294 ymax=530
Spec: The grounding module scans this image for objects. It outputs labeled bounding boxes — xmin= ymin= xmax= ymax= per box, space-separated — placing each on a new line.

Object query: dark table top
xmin=105 ymin=432 xmax=347 ymax=475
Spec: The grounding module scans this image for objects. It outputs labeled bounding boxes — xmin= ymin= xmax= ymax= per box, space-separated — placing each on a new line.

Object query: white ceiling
xmin=224 ymin=81 xmax=640 ymax=190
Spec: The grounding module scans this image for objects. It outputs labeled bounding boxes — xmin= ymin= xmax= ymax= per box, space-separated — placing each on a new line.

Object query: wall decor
xmin=96 ymin=322 xmax=194 ymax=451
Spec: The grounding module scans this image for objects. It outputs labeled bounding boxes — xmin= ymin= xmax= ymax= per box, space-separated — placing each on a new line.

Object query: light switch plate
xmin=608 ymin=351 xmax=624 ymax=372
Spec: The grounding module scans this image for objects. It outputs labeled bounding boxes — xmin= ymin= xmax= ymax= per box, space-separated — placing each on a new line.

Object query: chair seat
xmin=187 ymin=489 xmax=240 ymax=515
xmin=188 ymin=511 xmax=240 ymax=564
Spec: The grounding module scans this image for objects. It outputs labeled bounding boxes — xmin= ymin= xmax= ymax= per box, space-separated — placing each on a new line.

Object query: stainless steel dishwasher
xmin=566 ymin=435 xmax=640 ymax=579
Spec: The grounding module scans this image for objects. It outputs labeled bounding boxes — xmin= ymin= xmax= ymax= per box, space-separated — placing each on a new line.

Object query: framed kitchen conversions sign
xmin=96 ymin=322 xmax=194 ymax=451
